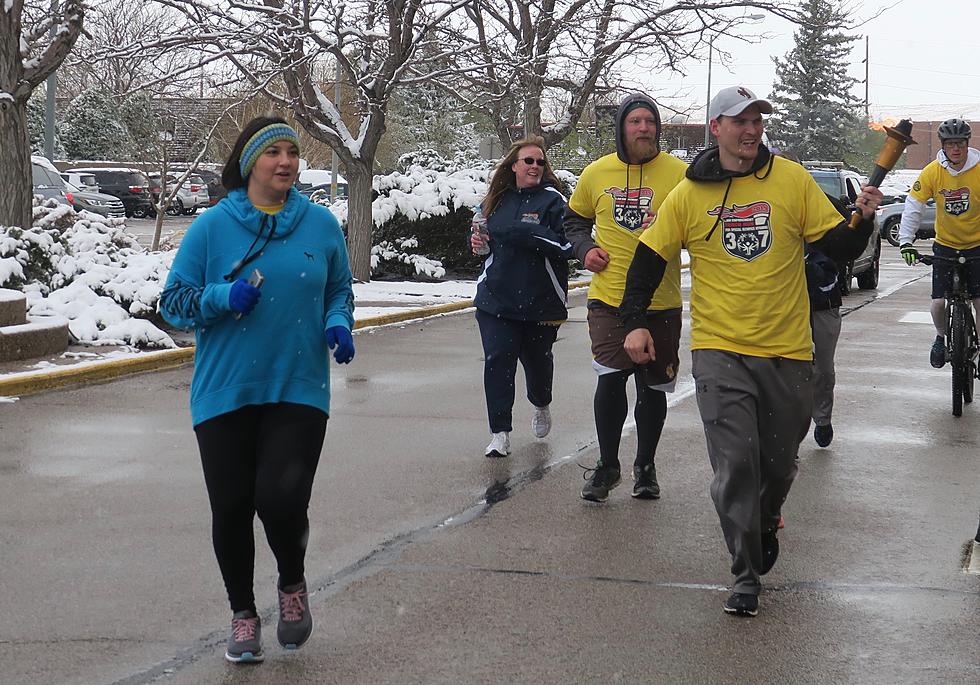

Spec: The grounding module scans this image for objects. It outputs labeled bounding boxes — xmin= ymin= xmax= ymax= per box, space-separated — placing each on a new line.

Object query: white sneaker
xmin=531 ymin=405 xmax=552 ymax=438
xmin=484 ymin=431 xmax=510 ymax=457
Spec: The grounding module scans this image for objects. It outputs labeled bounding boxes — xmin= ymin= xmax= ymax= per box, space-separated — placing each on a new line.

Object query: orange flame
xmin=868 ymin=117 xmax=899 ymax=132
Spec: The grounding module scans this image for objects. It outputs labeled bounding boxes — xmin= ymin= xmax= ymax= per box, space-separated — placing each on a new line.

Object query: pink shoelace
xmin=279 ymin=588 xmax=307 ymax=622
xmin=231 ymin=616 xmax=258 ymax=642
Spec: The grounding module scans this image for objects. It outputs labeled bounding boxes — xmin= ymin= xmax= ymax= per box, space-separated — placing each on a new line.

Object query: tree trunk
xmin=345 ymin=162 xmax=374 ymax=282
xmin=0 ymin=97 xmax=33 ymax=231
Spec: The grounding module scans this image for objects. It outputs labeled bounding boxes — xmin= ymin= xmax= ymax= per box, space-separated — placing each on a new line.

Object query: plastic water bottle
xmin=472 ymin=206 xmax=490 ymax=255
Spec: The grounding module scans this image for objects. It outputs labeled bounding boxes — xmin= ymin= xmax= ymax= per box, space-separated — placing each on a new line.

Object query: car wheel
xmin=181 ymin=207 xmax=197 ymax=216
xmin=166 ymin=198 xmax=184 ymax=216
xmin=131 ymin=206 xmax=149 ymax=219
xmin=885 ymin=217 xmax=901 ymax=247
xmin=857 ymin=238 xmax=880 ymax=290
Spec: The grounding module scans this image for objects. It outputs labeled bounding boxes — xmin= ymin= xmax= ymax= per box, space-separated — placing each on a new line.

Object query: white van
xmin=60 ymin=171 xmax=100 ymax=192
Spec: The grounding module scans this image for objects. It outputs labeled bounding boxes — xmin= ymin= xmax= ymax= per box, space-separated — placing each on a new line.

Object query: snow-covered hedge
xmin=324 ymin=149 xmax=577 ymax=280
xmin=0 ymin=198 xmax=175 ymax=349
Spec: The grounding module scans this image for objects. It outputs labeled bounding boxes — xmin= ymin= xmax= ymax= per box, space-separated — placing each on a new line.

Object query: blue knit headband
xmin=239 ymin=124 xmax=301 ymax=177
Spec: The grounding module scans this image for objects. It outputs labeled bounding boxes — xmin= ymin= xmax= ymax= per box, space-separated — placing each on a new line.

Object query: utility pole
xmin=864 ymin=36 xmax=870 ymax=121
xmin=703 ymin=34 xmax=714 ymax=148
xmin=330 ymin=58 xmax=341 ymax=204
xmin=44 ymin=0 xmax=59 ymax=160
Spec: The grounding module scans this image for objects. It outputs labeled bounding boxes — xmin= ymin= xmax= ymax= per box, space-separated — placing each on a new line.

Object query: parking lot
xmin=124 ymin=213 xmax=199 ymax=248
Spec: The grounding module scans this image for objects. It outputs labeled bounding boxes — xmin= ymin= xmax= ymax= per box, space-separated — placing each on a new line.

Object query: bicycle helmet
xmin=937 ymin=118 xmax=971 ymax=141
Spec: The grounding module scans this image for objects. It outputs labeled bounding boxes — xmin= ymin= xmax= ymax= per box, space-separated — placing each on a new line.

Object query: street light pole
xmin=44 ymin=0 xmax=59 ymax=160
xmin=703 ymin=34 xmax=714 ymax=149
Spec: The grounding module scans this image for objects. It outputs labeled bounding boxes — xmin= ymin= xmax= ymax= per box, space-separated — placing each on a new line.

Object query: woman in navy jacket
xmin=470 ymin=136 xmax=573 ymax=457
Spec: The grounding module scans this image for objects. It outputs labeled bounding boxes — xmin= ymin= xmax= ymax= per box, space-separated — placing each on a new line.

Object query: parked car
xmin=876 ymin=194 xmax=937 ymax=246
xmin=31 ymin=156 xmax=70 ymax=205
xmin=805 ymin=162 xmax=882 ymax=293
xmin=147 ymin=173 xmax=210 ymax=216
xmin=296 ymin=169 xmax=348 ymax=202
xmin=60 ymin=171 xmax=100 ymax=193
xmin=63 ymin=181 xmax=127 ymax=219
xmin=180 ymin=168 xmax=226 ymax=206
xmin=66 ymin=167 xmax=153 ymax=218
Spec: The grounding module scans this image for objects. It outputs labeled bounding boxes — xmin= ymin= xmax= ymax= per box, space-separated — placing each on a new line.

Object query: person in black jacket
xmin=806 ymin=224 xmax=845 ymax=448
xmin=470 ymin=136 xmax=573 ymax=457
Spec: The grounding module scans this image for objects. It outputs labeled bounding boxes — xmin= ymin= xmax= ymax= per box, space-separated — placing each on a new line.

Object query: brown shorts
xmin=587 ymin=303 xmax=682 ymax=390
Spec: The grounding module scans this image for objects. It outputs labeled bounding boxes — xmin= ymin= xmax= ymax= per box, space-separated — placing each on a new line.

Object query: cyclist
xmin=899 ymin=118 xmax=980 ymax=368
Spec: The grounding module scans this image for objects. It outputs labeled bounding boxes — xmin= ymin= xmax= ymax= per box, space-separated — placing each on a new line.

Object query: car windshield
xmin=809 ymin=173 xmax=840 ymax=197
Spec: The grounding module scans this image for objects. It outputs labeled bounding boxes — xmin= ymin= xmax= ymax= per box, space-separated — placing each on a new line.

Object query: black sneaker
xmin=813 ymin=423 xmax=833 ymax=447
xmin=761 ymin=531 xmax=779 ymax=576
xmin=930 ymin=336 xmax=946 ymax=369
xmin=723 ymin=592 xmax=759 ymax=617
xmin=580 ymin=463 xmax=621 ymax=502
xmin=631 ymin=462 xmax=660 ymax=499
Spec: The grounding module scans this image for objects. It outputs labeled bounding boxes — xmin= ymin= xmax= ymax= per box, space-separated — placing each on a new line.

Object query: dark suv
xmin=66 ymin=167 xmax=154 ymax=218
xmin=805 ymin=162 xmax=882 ymax=294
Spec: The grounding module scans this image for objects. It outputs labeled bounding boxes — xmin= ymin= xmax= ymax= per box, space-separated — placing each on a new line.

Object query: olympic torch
xmin=848 ymin=118 xmax=917 ymax=228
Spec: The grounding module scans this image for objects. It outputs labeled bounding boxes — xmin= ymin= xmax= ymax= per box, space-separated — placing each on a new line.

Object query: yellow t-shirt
xmin=909 ymin=160 xmax=980 ymax=250
xmin=253 ymin=201 xmax=285 ymax=215
xmin=567 ymin=152 xmax=687 ymax=310
xmin=641 ymin=157 xmax=844 ymax=360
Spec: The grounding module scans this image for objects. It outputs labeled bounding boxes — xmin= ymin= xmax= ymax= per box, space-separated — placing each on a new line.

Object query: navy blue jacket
xmin=474 ymin=182 xmax=573 ymax=321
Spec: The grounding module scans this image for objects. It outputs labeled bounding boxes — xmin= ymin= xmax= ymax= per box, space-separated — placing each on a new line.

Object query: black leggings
xmin=194 ymin=402 xmax=327 ymax=613
xmin=594 ymin=369 xmax=667 ymax=470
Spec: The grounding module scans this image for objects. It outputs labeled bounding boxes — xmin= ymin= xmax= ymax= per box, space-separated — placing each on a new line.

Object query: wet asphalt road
xmin=1 ymin=248 xmax=979 ymax=684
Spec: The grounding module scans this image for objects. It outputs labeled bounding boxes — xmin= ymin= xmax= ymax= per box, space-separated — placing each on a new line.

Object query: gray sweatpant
xmin=691 ymin=350 xmax=813 ymax=595
xmin=811 ymin=308 xmax=841 ymax=427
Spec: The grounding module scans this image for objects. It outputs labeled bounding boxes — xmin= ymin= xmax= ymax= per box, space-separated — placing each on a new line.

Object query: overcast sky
xmin=631 ymin=0 xmax=980 ymax=124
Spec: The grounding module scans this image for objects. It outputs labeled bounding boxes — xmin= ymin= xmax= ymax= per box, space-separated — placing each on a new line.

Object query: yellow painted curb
xmin=0 ymin=347 xmax=194 ymax=397
xmin=0 ymin=279 xmax=611 ymax=397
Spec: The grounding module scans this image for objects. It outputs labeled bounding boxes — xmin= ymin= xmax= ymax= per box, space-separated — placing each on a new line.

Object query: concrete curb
xmin=0 ymin=281 xmax=593 ymax=397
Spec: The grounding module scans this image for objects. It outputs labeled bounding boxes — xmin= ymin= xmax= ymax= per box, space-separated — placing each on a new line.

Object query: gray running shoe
xmin=225 ymin=610 xmax=264 ymax=663
xmin=580 ymin=463 xmax=621 ymax=502
xmin=277 ymin=580 xmax=313 ymax=649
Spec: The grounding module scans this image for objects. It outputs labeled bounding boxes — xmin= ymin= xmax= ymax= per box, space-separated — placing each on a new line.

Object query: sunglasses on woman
xmin=521 ymin=157 xmax=546 ymax=167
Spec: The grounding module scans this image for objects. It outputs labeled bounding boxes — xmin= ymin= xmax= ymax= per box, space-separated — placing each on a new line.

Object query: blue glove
xmin=325 ymin=325 xmax=355 ymax=364
xmin=900 ymin=244 xmax=920 ymax=266
xmin=228 ymin=278 xmax=261 ymax=315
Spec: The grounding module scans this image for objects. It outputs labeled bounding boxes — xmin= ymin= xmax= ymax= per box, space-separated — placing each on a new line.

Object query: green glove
xmin=900 ymin=244 xmax=919 ymax=266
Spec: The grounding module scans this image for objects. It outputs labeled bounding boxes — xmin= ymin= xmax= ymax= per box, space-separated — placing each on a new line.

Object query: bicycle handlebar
xmin=917 ymin=253 xmax=980 ymax=266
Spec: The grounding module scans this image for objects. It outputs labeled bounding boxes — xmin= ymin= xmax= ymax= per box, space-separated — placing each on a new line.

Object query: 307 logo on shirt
xmin=707 ymin=201 xmax=773 ymax=262
xmin=940 ymin=187 xmax=970 ymax=216
xmin=604 ymin=186 xmax=654 ymax=232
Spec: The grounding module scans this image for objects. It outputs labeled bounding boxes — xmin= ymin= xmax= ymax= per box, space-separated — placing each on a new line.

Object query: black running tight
xmin=594 ymin=369 xmax=667 ymax=470
xmin=194 ymin=402 xmax=327 ymax=614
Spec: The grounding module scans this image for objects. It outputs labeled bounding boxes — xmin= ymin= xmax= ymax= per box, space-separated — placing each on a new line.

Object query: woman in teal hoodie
xmin=159 ymin=116 xmax=355 ymax=664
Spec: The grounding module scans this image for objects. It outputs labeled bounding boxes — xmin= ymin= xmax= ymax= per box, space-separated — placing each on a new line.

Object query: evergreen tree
xmin=27 ymin=91 xmax=47 ymax=155
xmin=60 ymin=89 xmax=129 ymax=161
xmin=767 ymin=0 xmax=862 ymax=161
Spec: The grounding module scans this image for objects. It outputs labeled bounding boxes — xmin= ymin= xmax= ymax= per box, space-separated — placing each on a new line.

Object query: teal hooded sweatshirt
xmin=159 ymin=187 xmax=354 ymax=426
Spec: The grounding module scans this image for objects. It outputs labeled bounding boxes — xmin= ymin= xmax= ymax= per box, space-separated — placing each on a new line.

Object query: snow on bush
xmin=323 ymin=149 xmax=578 ymax=280
xmin=0 ymin=198 xmax=175 ymax=349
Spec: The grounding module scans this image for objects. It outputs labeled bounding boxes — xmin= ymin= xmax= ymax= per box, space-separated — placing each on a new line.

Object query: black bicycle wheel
xmin=951 ymin=304 xmax=966 ymax=416
xmin=966 ymin=321 xmax=977 ymax=404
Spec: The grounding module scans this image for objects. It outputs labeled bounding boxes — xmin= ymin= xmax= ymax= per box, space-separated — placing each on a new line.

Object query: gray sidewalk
xmin=2 ymin=252 xmax=979 ymax=684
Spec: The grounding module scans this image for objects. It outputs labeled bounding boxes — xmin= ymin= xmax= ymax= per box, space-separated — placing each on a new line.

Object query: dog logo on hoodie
xmin=940 ymin=187 xmax=970 ymax=216
xmin=604 ymin=186 xmax=654 ymax=232
xmin=708 ymin=201 xmax=773 ymax=262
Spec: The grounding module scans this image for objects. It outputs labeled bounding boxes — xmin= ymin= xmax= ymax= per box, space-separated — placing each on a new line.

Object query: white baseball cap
xmin=708 ymin=86 xmax=773 ymax=121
